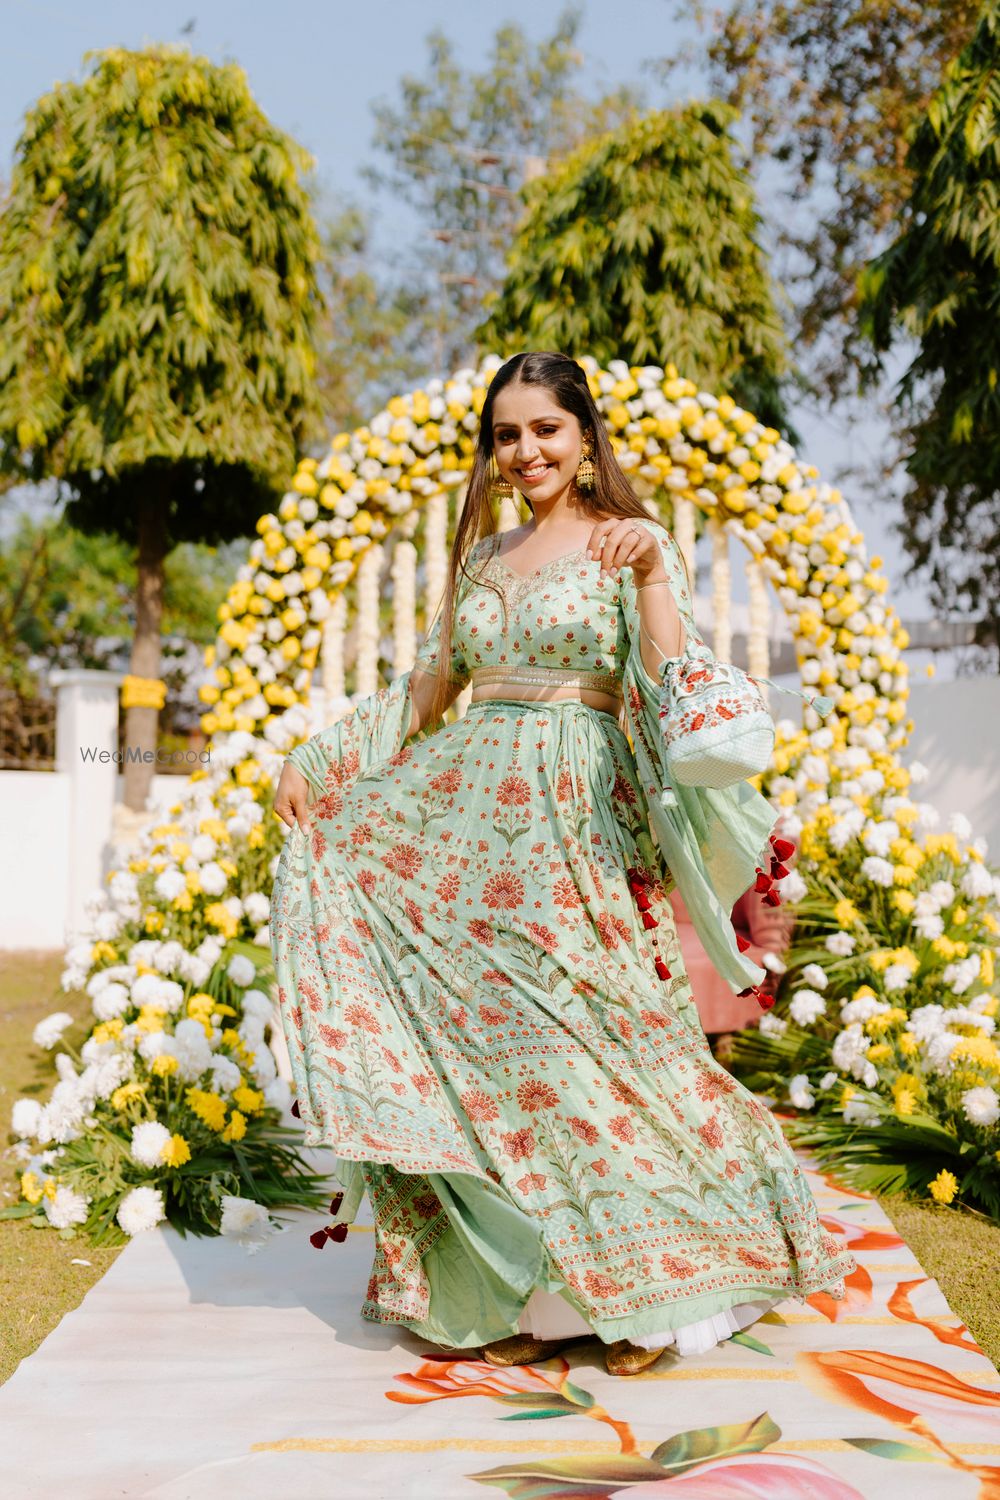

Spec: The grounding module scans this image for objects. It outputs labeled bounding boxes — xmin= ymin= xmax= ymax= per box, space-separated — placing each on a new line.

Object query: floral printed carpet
xmin=1 ymin=1142 xmax=998 ymax=1500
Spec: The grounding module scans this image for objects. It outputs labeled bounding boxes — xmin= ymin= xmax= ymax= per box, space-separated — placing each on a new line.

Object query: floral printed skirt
xmin=270 ymin=697 xmax=854 ymax=1349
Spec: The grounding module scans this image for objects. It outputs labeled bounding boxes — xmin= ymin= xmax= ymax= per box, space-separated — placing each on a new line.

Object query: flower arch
xmin=200 ymin=352 xmax=912 ymax=827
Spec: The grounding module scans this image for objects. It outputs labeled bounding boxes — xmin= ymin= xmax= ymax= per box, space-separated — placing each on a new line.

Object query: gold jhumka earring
xmin=490 ymin=461 xmax=513 ymax=502
xmin=576 ymin=436 xmax=596 ymax=491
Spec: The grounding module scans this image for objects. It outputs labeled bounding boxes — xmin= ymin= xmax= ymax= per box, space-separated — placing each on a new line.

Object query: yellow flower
xmin=111 ymin=1081 xmax=147 ymax=1110
xmin=143 ymin=910 xmax=165 ymax=934
xmin=185 ymin=1087 xmax=228 ymax=1132
xmin=928 ymin=1169 xmax=959 ymax=1206
xmin=950 ymin=1036 xmax=1000 ymax=1072
xmin=150 ymin=1053 xmax=179 ymax=1077
xmin=834 ymin=899 xmax=860 ymax=927
xmin=893 ymin=890 xmax=916 ymax=915
xmin=161 ymin=1134 xmax=192 ymax=1168
xmin=894 ymin=1088 xmax=916 ymax=1117
xmin=187 ymin=992 xmax=215 ymax=1019
xmin=91 ymin=941 xmax=118 ymax=964
xmin=222 ymin=1109 xmax=247 ymax=1143
xmin=135 ymin=1005 xmax=168 ymax=1034
xmin=233 ymin=1084 xmax=265 ymax=1116
xmin=20 ymin=1171 xmax=44 ymax=1205
xmin=898 ymin=1032 xmax=918 ymax=1057
xmin=92 ymin=1018 xmax=124 ymax=1043
xmin=866 ymin=1043 xmax=893 ymax=1064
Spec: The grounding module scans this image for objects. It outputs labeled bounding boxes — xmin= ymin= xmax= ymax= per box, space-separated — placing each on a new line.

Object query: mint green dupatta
xmin=619 ymin=524 xmax=779 ymax=995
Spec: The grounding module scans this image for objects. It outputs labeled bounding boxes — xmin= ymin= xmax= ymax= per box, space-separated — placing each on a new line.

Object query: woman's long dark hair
xmin=423 ymin=351 xmax=682 ymax=727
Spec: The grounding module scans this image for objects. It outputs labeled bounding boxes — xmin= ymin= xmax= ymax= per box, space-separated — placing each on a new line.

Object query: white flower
xmin=130 ymin=1121 xmax=171 ymax=1168
xmin=759 ymin=1012 xmax=787 ymax=1037
xmin=210 ymin=1055 xmax=242 ymax=1094
xmin=961 ymin=863 xmax=994 ymax=900
xmin=840 ymin=996 xmax=887 ymax=1025
xmin=11 ymin=1098 xmax=43 ymax=1137
xmin=196 ymin=935 xmax=224 ymax=967
xmin=240 ymin=989 xmax=273 ymax=1024
xmin=776 ymin=869 xmax=808 ymax=905
xmin=227 ymin=954 xmax=256 ymax=987
xmin=220 ymin=1195 xmax=271 ymax=1237
xmin=860 ymin=855 xmax=894 ymax=888
xmin=33 ymin=1012 xmax=75 ymax=1049
xmin=825 ymin=931 xmax=856 ymax=957
xmin=819 ymin=1071 xmax=839 ymax=1090
xmin=43 ymin=1185 xmax=91 ymax=1229
xmin=137 ymin=1030 xmax=177 ymax=1064
xmin=761 ymin=950 xmax=787 ymax=975
xmin=190 ymin=834 xmax=217 ymax=862
xmin=832 ymin=1023 xmax=870 ymax=1076
xmin=116 ymin=1185 xmax=166 ymax=1236
xmin=172 ymin=1019 xmax=215 ymax=1081
xmin=130 ymin=973 xmax=184 ymax=1014
xmin=199 ymin=861 xmax=228 ymax=896
xmin=882 ymin=964 xmax=912 ymax=994
xmin=961 ymin=1086 xmax=1000 ymax=1128
xmin=788 ymin=1074 xmax=815 ymax=1110
xmin=789 ymin=989 xmax=827 ymax=1026
xmin=913 ymin=913 xmax=944 ymax=942
xmin=153 ymin=869 xmax=187 ymax=902
xmin=843 ymin=1096 xmax=881 ymax=1126
xmin=949 ymin=811 xmax=972 ymax=841
xmin=243 ymin=892 xmax=270 ymax=926
xmin=800 ymin=963 xmax=828 ymax=990
xmin=92 ymin=982 xmax=131 ymax=1021
xmin=152 ymin=941 xmax=186 ymax=976
xmin=264 ymin=1077 xmax=291 ymax=1112
xmin=942 ymin=955 xmax=981 ymax=996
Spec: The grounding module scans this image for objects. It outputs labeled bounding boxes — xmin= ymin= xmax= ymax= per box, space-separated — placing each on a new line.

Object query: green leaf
xmin=498 ymin=1409 xmax=575 ymax=1422
xmin=844 ymin=1438 xmax=941 ymax=1463
xmin=650 ymin=1411 xmax=781 ymax=1474
xmin=558 ymin=1377 xmax=596 ymax=1408
xmin=729 ymin=1331 xmax=775 ymax=1357
xmin=0 ymin=1203 xmax=41 ymax=1221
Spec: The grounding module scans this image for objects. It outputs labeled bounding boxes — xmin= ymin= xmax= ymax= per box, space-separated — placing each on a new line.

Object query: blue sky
xmin=2 ymin=0 xmax=930 ymax=619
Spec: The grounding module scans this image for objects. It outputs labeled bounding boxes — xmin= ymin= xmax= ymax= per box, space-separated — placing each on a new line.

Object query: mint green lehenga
xmin=270 ymin=521 xmax=855 ymax=1355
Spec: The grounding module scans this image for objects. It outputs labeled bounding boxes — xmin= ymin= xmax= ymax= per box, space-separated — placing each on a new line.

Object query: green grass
xmin=1 ymin=954 xmax=998 ymax=1386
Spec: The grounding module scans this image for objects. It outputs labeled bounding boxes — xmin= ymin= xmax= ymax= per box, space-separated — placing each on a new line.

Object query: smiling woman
xmin=269 ymin=350 xmax=855 ymax=1379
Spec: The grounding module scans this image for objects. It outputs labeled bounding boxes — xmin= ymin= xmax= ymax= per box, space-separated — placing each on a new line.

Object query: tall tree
xmin=857 ymin=1 xmax=1000 ymax=666
xmin=674 ymin=0 xmax=980 ymax=406
xmin=477 ymin=102 xmax=798 ymax=439
xmin=365 ymin=4 xmax=640 ymax=374
xmin=0 ymin=45 xmax=322 ymax=806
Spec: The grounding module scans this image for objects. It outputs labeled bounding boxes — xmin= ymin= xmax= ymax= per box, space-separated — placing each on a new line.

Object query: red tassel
xmin=738 ymin=984 xmax=776 ymax=1012
xmin=291 ymin=1098 xmax=301 ymax=1119
xmin=735 ymin=933 xmax=751 ymax=953
xmin=634 ymin=891 xmax=651 ymax=911
xmin=754 ymin=868 xmax=773 ymax=894
xmin=763 ymin=890 xmax=782 ymax=907
xmin=327 ymin=1223 xmax=348 ymax=1243
xmin=329 ymin=1193 xmax=344 ymax=1215
xmin=770 ymin=860 xmax=790 ymax=880
xmin=641 ymin=911 xmax=658 ymax=930
xmin=309 ymin=1228 xmax=328 ymax=1249
xmin=654 ymin=958 xmax=672 ymax=980
xmin=770 ymin=836 xmax=795 ymax=862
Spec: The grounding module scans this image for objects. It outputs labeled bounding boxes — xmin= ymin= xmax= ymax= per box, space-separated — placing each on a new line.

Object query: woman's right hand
xmin=274 ymin=760 xmax=313 ymax=835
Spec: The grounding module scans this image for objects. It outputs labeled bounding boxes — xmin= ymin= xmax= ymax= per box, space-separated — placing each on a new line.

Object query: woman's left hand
xmin=586 ymin=520 xmax=668 ymax=585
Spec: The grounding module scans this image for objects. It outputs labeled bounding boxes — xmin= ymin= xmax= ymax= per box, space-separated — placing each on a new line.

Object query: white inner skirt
xmin=516 ymin=1283 xmax=778 ymax=1357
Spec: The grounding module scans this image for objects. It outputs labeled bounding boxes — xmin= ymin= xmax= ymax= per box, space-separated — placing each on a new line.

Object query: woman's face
xmin=490 ymin=383 xmax=584 ymax=502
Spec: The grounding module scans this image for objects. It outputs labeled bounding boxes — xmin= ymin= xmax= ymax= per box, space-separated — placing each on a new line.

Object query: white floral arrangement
xmin=4 ymin=729 xmax=328 ymax=1243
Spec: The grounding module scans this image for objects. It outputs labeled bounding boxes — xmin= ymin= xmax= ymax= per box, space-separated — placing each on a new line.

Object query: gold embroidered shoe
xmin=479 ymin=1334 xmax=586 ymax=1367
xmin=604 ymin=1339 xmax=668 ymax=1376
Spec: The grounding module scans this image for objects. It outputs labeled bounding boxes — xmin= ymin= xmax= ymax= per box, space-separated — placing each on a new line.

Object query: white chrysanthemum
xmin=190 ymin=833 xmax=217 ymax=861
xmin=253 ymin=925 xmax=270 ymax=947
xmin=776 ymin=868 xmax=808 ymax=904
xmin=800 ymin=963 xmax=828 ymax=991
xmin=130 ymin=1121 xmax=171 ymax=1168
xmin=761 ymin=950 xmax=787 ymax=975
xmin=882 ymin=964 xmax=912 ymax=994
xmin=264 ymin=1077 xmax=291 ymax=1112
xmin=42 ymin=1184 xmax=91 ymax=1229
xmin=825 ymin=931 xmax=856 ymax=957
xmin=137 ymin=1030 xmax=178 ymax=1065
xmin=840 ymin=996 xmax=887 ymax=1025
xmin=949 ymin=812 xmax=972 ymax=841
xmin=789 ymin=989 xmax=826 ymax=1026
xmin=961 ymin=1086 xmax=1000 ymax=1128
xmin=942 ymin=956 xmax=981 ymax=996
xmin=240 ymin=989 xmax=273 ymax=1024
xmin=220 ymin=1195 xmax=270 ymax=1236
xmin=152 ymin=941 xmax=186 ymax=975
xmin=832 ymin=1023 xmax=870 ymax=1076
xmin=860 ymin=855 xmax=894 ymax=888
xmin=172 ymin=1018 xmax=215 ymax=1081
xmin=93 ymin=909 xmax=124 ymax=940
xmin=116 ymin=1185 xmax=166 ymax=1236
xmin=33 ymin=1012 xmax=75 ymax=1050
xmin=196 ymin=936 xmax=224 ymax=967
xmin=819 ymin=1071 xmax=838 ymax=1090
xmin=249 ymin=1043 xmax=277 ymax=1085
xmin=109 ymin=871 xmax=139 ymax=905
xmin=861 ymin=819 xmax=898 ymax=858
xmin=961 ymin=863 xmax=994 ymax=900
xmin=177 ymin=952 xmax=212 ymax=988
xmin=913 ymin=913 xmax=944 ymax=942
xmin=198 ymin=861 xmax=228 ymax=896
xmin=928 ymin=881 xmax=956 ymax=909
xmin=227 ymin=954 xmax=256 ymax=987
xmin=843 ymin=1096 xmax=881 ymax=1126
xmin=11 ymin=1098 xmax=43 ymax=1138
xmin=243 ymin=892 xmax=270 ymax=926
xmin=153 ymin=869 xmax=187 ymax=902
xmin=759 ymin=1012 xmax=787 ymax=1038
xmin=788 ymin=1074 xmax=815 ymax=1110
xmin=908 ymin=1004 xmax=946 ymax=1042
xmin=210 ymin=1055 xmax=242 ymax=1094
xmin=92 ymin=982 xmax=131 ymax=1021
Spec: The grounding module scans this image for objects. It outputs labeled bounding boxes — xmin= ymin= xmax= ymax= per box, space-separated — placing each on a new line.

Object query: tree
xmin=856 ymin=1 xmax=1000 ymax=666
xmin=477 ymin=102 xmax=799 ymax=439
xmin=674 ymin=0 xmax=980 ymax=406
xmin=365 ymin=4 xmax=640 ymax=375
xmin=0 ymin=46 xmax=322 ymax=806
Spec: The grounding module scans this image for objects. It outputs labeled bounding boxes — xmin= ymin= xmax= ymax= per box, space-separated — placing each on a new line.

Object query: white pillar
xmin=49 ymin=668 xmax=123 ymax=944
